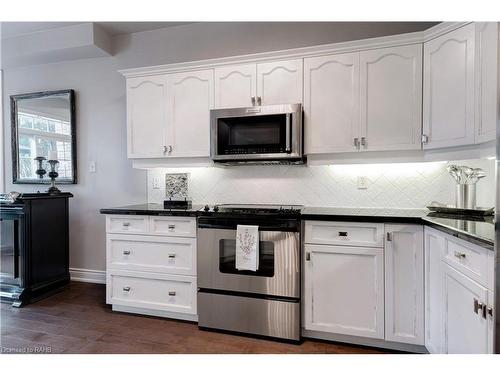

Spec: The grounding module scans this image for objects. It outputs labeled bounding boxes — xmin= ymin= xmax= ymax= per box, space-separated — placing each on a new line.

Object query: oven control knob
xmin=204 ymin=205 xmax=210 ymax=212
xmin=213 ymin=205 xmax=219 ymax=212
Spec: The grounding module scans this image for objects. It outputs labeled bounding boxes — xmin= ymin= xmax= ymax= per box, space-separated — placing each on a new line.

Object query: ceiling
xmin=1 ymin=22 xmax=195 ymax=39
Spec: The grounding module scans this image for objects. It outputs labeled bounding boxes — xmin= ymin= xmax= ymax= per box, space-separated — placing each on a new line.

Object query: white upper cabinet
xmin=256 ymin=59 xmax=303 ymax=105
xmin=475 ymin=22 xmax=498 ymax=144
xmin=304 ymin=53 xmax=360 ymax=154
xmin=126 ymin=75 xmax=168 ymax=158
xmin=384 ymin=224 xmax=424 ymax=345
xmin=214 ymin=64 xmax=256 ymax=108
xmin=423 ymin=23 xmax=476 ymax=149
xmin=166 ymin=70 xmax=214 ymax=158
xmin=304 ymin=244 xmax=385 ymax=339
xmin=360 ymin=45 xmax=423 ymax=152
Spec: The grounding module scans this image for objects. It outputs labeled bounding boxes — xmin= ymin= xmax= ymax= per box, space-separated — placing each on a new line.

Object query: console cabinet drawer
xmin=305 ymin=221 xmax=384 ymax=248
xmin=106 ymin=270 xmax=197 ymax=315
xmin=150 ymin=216 xmax=196 ymax=238
xmin=106 ymin=215 xmax=149 ymax=234
xmin=442 ymin=236 xmax=493 ymax=289
xmin=107 ymin=234 xmax=196 ymax=276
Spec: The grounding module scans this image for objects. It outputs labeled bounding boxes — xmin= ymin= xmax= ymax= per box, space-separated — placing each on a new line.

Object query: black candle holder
xmin=34 ymin=156 xmax=47 ymax=180
xmin=47 ymin=159 xmax=61 ymax=194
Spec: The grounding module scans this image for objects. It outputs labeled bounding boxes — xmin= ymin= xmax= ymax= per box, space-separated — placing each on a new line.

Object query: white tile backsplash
xmin=147 ymin=159 xmax=496 ymax=209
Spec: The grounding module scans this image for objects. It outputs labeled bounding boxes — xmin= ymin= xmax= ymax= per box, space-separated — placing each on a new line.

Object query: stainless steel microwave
xmin=210 ymin=104 xmax=304 ymax=164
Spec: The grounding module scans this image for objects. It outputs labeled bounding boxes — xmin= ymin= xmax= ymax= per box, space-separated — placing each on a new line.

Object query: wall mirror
xmin=11 ymin=90 xmax=77 ymax=184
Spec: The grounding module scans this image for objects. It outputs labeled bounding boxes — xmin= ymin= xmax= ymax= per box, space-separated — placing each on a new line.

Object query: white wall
xmin=0 ymin=21 xmax=451 ymax=273
xmin=148 ymin=159 xmax=496 ymax=209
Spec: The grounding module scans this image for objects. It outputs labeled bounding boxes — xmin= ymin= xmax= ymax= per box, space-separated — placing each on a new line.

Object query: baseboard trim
xmin=69 ymin=268 xmax=106 ymax=284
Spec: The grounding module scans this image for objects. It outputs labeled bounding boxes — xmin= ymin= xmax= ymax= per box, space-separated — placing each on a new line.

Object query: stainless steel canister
xmin=455 ymin=183 xmax=476 ymax=209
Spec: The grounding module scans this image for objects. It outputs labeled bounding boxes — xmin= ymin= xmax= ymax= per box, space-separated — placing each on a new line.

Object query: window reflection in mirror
xmin=11 ymin=90 xmax=76 ymax=184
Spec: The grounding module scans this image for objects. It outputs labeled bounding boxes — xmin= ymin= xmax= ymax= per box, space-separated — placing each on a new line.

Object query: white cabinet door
xmin=487 ymin=289 xmax=494 ymax=354
xmin=475 ymin=22 xmax=498 ymax=144
xmin=384 ymin=224 xmax=424 ymax=345
xmin=214 ymin=64 xmax=256 ymax=108
xmin=256 ymin=59 xmax=303 ymax=105
xmin=167 ymin=69 xmax=214 ymax=157
xmin=423 ymin=23 xmax=476 ymax=149
xmin=443 ymin=263 xmax=489 ymax=354
xmin=304 ymin=244 xmax=385 ymax=339
xmin=126 ymin=75 xmax=168 ymax=158
xmin=424 ymin=228 xmax=445 ymax=354
xmin=303 ymin=53 xmax=360 ymax=154
xmin=360 ymin=45 xmax=422 ymax=152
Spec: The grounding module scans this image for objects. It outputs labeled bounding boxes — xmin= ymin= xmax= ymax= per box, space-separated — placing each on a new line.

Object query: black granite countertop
xmin=99 ymin=203 xmax=203 ymax=217
xmin=99 ymin=204 xmax=495 ymax=250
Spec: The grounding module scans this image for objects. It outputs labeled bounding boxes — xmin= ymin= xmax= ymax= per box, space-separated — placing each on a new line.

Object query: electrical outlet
xmin=89 ymin=161 xmax=96 ymax=173
xmin=153 ymin=177 xmax=160 ymax=189
xmin=357 ymin=176 xmax=368 ymax=189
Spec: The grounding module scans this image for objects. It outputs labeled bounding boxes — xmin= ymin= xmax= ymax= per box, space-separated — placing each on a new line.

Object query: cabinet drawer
xmin=107 ymin=234 xmax=196 ymax=276
xmin=106 ymin=215 xmax=149 ymax=234
xmin=305 ymin=221 xmax=384 ymax=247
xmin=443 ymin=236 xmax=492 ymax=288
xmin=106 ymin=270 xmax=197 ymax=315
xmin=150 ymin=216 xmax=196 ymax=237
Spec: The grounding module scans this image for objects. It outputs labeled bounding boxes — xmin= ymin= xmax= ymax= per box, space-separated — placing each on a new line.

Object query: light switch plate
xmin=89 ymin=161 xmax=96 ymax=173
xmin=153 ymin=177 xmax=160 ymax=189
xmin=357 ymin=176 xmax=368 ymax=189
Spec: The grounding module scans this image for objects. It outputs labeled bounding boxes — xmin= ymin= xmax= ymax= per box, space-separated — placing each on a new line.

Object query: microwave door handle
xmin=285 ymin=113 xmax=291 ymax=152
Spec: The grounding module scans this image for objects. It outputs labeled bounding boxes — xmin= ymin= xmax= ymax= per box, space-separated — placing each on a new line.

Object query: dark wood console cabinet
xmin=0 ymin=192 xmax=73 ymax=307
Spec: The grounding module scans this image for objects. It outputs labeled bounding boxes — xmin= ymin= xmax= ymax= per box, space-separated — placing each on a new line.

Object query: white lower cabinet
xmin=384 ymin=224 xmax=424 ymax=345
xmin=304 ymin=243 xmax=385 ymax=339
xmin=424 ymin=226 xmax=494 ymax=354
xmin=105 ymin=215 xmax=197 ymax=321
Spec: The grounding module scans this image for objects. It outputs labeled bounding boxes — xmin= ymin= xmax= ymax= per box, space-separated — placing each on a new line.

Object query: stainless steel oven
xmin=197 ymin=205 xmax=302 ymax=341
xmin=210 ymin=104 xmax=304 ymax=164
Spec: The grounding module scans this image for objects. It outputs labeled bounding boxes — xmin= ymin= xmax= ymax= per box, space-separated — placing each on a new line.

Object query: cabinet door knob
xmin=123 ymin=286 xmax=131 ymax=292
xmin=163 ymin=146 xmax=168 ymax=154
xmin=354 ymin=138 xmax=359 ymax=149
xmin=257 ymin=96 xmax=262 ymax=106
xmin=361 ymin=137 xmax=366 ymax=147
xmin=123 ymin=250 xmax=131 ymax=255
xmin=251 ymin=96 xmax=256 ymax=106
xmin=168 ymin=145 xmax=173 ymax=154
xmin=474 ymin=298 xmax=486 ymax=318
xmin=454 ymin=251 xmax=466 ymax=259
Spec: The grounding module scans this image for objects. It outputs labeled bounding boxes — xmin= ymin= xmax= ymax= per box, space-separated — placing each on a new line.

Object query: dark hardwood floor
xmin=0 ymin=282 xmax=389 ymax=354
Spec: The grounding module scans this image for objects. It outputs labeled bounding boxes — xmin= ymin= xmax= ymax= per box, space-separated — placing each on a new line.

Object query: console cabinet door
xmin=303 ymin=53 xmax=360 ymax=154
xmin=475 ymin=22 xmax=498 ymax=144
xmin=126 ymin=75 xmax=168 ymax=158
xmin=424 ymin=228 xmax=445 ymax=354
xmin=384 ymin=224 xmax=424 ymax=345
xmin=304 ymin=244 xmax=384 ymax=339
xmin=166 ymin=70 xmax=214 ymax=157
xmin=423 ymin=23 xmax=476 ymax=149
xmin=360 ymin=45 xmax=422 ymax=152
xmin=214 ymin=64 xmax=257 ymax=108
xmin=443 ymin=263 xmax=489 ymax=353
xmin=256 ymin=59 xmax=303 ymax=105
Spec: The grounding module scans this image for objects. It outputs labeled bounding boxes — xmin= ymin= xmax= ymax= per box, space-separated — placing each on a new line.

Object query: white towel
xmin=235 ymin=225 xmax=259 ymax=271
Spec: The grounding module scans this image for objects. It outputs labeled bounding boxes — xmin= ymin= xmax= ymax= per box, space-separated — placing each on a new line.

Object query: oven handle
xmin=197 ymin=223 xmax=300 ymax=233
xmin=285 ymin=113 xmax=291 ymax=152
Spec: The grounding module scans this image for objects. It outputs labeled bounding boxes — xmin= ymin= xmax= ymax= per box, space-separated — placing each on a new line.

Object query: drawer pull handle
xmin=168 ymin=224 xmax=176 ymax=230
xmin=168 ymin=291 xmax=176 ymax=296
xmin=123 ymin=286 xmax=131 ymax=292
xmin=474 ymin=298 xmax=486 ymax=318
xmin=123 ymin=250 xmax=131 ymax=255
xmin=454 ymin=251 xmax=466 ymax=259
xmin=122 ymin=222 xmax=131 ymax=227
xmin=338 ymin=231 xmax=348 ymax=237
xmin=168 ymin=254 xmax=176 ymax=258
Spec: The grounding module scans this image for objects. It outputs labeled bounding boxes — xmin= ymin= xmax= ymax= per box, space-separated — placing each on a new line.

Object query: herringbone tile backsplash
xmin=148 ymin=159 xmax=495 ymax=209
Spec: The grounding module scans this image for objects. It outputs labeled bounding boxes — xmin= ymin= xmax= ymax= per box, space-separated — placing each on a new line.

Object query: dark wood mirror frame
xmin=11 ymin=89 xmax=77 ymax=184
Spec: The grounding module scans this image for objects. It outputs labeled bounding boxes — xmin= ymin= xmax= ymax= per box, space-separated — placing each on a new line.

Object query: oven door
xmin=197 ymin=227 xmax=300 ymax=299
xmin=210 ymin=104 xmax=302 ymax=161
